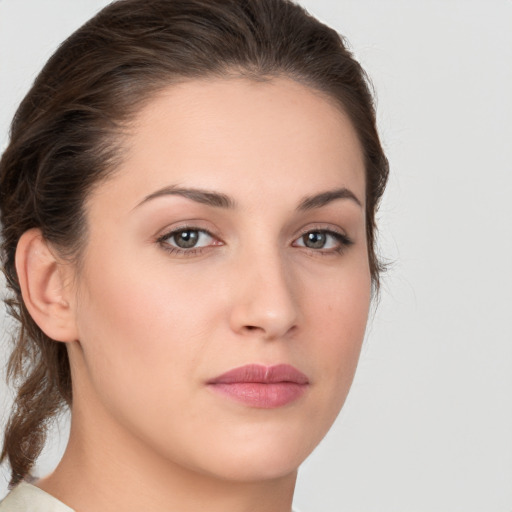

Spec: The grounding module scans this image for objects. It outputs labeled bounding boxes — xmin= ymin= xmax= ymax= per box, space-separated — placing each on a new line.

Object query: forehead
xmin=89 ymin=77 xmax=365 ymax=213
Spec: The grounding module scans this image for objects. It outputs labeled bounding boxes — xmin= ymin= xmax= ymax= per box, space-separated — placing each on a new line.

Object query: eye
xmin=293 ymin=229 xmax=352 ymax=253
xmin=157 ymin=227 xmax=218 ymax=252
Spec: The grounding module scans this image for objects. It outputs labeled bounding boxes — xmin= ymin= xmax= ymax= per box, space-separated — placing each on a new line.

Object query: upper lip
xmin=207 ymin=364 xmax=309 ymax=385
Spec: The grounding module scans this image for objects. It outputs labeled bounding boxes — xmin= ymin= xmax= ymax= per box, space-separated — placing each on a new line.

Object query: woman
xmin=0 ymin=0 xmax=388 ymax=510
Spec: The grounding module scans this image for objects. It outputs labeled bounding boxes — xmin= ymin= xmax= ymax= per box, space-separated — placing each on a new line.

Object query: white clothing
xmin=0 ymin=482 xmax=302 ymax=511
xmin=0 ymin=483 xmax=74 ymax=512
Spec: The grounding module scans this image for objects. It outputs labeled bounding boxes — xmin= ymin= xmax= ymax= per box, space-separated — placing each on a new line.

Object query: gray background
xmin=1 ymin=1 xmax=511 ymax=511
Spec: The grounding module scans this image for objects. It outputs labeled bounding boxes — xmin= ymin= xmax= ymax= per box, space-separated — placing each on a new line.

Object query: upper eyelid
xmin=294 ymin=228 xmax=352 ymax=243
xmin=162 ymin=227 xmax=213 ymax=237
xmin=156 ymin=224 xmax=218 ymax=240
xmin=156 ymin=224 xmax=349 ymax=239
xmin=294 ymin=223 xmax=349 ymax=239
xmin=154 ymin=221 xmax=352 ymax=246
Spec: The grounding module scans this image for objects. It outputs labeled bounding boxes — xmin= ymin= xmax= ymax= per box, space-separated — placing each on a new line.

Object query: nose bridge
xmin=229 ymin=241 xmax=299 ymax=339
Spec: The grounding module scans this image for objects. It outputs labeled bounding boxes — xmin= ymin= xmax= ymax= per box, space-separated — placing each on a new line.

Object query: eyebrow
xmin=298 ymin=187 xmax=362 ymax=210
xmin=135 ymin=185 xmax=362 ymax=211
xmin=136 ymin=185 xmax=236 ymax=209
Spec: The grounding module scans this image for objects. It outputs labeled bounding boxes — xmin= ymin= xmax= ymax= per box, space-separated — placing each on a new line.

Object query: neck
xmin=37 ymin=396 xmax=297 ymax=512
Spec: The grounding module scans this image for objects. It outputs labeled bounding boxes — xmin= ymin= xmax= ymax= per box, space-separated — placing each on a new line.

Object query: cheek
xmin=304 ymin=259 xmax=371 ymax=396
xmin=73 ymin=254 xmax=220 ymax=409
xmin=279 ymin=259 xmax=371 ymax=450
xmin=71 ymin=256 xmax=233 ymax=471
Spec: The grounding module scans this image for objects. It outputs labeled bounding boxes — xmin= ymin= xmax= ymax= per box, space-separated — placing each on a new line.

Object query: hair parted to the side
xmin=0 ymin=0 xmax=389 ymax=487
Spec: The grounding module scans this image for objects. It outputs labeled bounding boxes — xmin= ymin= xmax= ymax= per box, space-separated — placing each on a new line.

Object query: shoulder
xmin=0 ymin=482 xmax=74 ymax=512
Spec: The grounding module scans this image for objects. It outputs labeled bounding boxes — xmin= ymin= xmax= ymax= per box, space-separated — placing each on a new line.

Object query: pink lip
xmin=207 ymin=364 xmax=309 ymax=409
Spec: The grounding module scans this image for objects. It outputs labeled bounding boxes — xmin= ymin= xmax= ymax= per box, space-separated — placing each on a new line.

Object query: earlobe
xmin=15 ymin=228 xmax=78 ymax=343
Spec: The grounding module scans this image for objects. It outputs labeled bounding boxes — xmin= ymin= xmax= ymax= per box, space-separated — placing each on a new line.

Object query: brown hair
xmin=0 ymin=0 xmax=388 ymax=487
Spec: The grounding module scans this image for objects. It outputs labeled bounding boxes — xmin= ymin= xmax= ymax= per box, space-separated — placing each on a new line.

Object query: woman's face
xmin=68 ymin=77 xmax=370 ymax=482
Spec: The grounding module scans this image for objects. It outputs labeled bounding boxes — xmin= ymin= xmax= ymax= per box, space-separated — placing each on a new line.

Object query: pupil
xmin=304 ymin=232 xmax=326 ymax=249
xmin=175 ymin=230 xmax=198 ymax=248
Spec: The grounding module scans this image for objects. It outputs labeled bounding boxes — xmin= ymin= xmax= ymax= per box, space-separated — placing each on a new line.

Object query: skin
xmin=20 ymin=77 xmax=370 ymax=512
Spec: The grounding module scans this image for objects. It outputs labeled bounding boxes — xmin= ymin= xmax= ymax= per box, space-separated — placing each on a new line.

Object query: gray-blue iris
xmin=304 ymin=232 xmax=326 ymax=249
xmin=174 ymin=230 xmax=199 ymax=248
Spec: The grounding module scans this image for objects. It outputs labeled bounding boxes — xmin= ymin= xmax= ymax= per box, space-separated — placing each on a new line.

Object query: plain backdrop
xmin=1 ymin=1 xmax=511 ymax=511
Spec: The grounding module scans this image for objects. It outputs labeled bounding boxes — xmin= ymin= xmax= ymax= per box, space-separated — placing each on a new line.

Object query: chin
xmin=180 ymin=420 xmax=323 ymax=483
xmin=198 ymin=450 xmax=303 ymax=483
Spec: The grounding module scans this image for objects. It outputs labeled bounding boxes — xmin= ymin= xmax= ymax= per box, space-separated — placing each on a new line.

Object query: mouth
xmin=207 ymin=364 xmax=309 ymax=409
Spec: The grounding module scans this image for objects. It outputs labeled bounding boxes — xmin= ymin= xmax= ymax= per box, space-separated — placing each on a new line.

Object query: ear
xmin=15 ymin=228 xmax=78 ymax=343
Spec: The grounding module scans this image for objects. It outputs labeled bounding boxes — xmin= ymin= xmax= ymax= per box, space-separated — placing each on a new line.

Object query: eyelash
xmin=156 ymin=226 xmax=353 ymax=257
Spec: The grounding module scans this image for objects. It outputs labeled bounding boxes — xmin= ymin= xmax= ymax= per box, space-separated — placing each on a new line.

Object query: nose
xmin=228 ymin=248 xmax=299 ymax=340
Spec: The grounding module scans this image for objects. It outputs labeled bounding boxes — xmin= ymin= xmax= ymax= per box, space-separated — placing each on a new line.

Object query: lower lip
xmin=208 ymin=382 xmax=308 ymax=408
